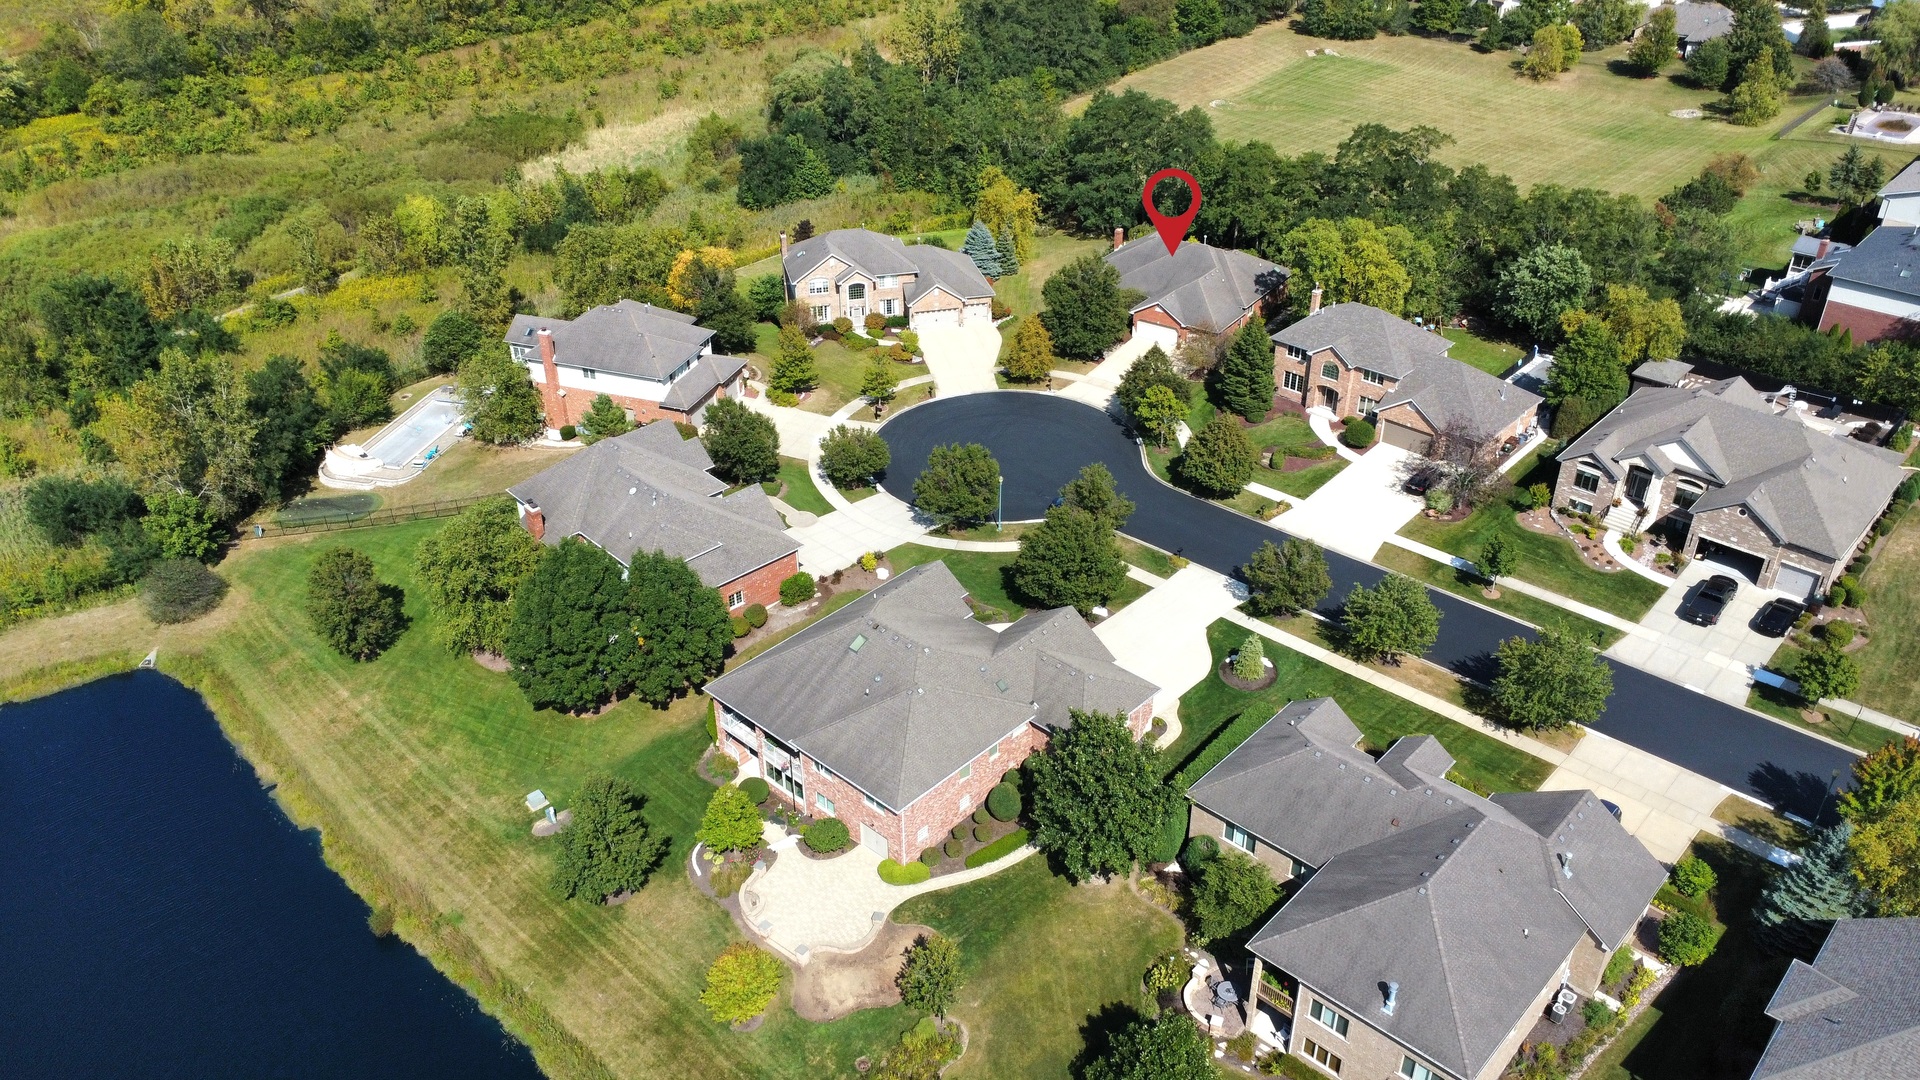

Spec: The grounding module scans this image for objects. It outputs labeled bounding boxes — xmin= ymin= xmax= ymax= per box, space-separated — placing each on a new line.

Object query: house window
xmin=1570 ymin=499 xmax=1593 ymax=515
xmin=808 ymin=278 xmax=829 ymax=295
xmin=1310 ymin=1000 xmax=1350 ymax=1038
xmin=1223 ymin=823 xmax=1254 ymax=853
xmin=1321 ymin=361 xmax=1340 ymax=380
xmin=811 ymin=305 xmax=830 ymax=322
xmin=814 ymin=792 xmax=836 ymax=816
xmin=1301 ymin=1039 xmax=1343 ymax=1074
xmin=1574 ymin=469 xmax=1602 ymax=493
xmin=1673 ymin=480 xmax=1705 ymax=510
xmin=864 ymin=792 xmax=885 ymax=812
xmin=881 ymin=298 xmax=898 ymax=315
xmin=1359 ymin=397 xmax=1379 ymax=415
xmin=989 ymin=744 xmax=1000 ymax=761
xmin=958 ymin=763 xmax=972 ymax=780
xmin=727 ymin=590 xmax=745 ymax=609
xmin=1400 ymin=1058 xmax=1437 ymax=1080
xmin=580 ymin=368 xmax=597 ymax=380
xmin=959 ymin=793 xmax=972 ymax=811
xmin=1284 ymin=371 xmax=1307 ymax=393
xmin=916 ymin=825 xmax=929 ymax=842
xmin=847 ymin=283 xmax=867 ymax=300
xmin=878 ymin=276 xmax=897 ymax=288
xmin=1291 ymin=857 xmax=1312 ymax=879
xmin=1361 ymin=368 xmax=1386 ymax=385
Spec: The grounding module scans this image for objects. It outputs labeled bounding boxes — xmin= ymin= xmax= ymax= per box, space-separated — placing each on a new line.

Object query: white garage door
xmin=1775 ymin=562 xmax=1823 ymax=601
xmin=1381 ymin=421 xmax=1432 ymax=454
xmin=861 ymin=824 xmax=889 ymax=858
xmin=964 ymin=301 xmax=992 ymax=324
xmin=913 ymin=307 xmax=959 ymax=329
xmin=1132 ymin=321 xmax=1180 ymax=351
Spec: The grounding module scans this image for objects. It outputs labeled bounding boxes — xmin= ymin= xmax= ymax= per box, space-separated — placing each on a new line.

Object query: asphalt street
xmin=878 ymin=392 xmax=1858 ymax=819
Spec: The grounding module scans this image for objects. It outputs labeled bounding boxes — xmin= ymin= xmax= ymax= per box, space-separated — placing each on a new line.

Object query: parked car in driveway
xmin=1753 ymin=598 xmax=1804 ymax=638
xmin=1683 ymin=574 xmax=1739 ymax=626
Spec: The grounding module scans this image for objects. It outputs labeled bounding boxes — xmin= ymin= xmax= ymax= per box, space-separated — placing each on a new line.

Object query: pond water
xmin=0 ymin=670 xmax=543 ymax=1079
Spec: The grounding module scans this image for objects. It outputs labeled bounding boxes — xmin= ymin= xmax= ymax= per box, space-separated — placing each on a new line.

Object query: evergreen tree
xmin=1004 ymin=316 xmax=1057 ymax=382
xmin=1754 ymin=823 xmax=1867 ymax=955
xmin=700 ymin=397 xmax=780 ymax=484
xmin=1685 ymin=36 xmax=1731 ymax=90
xmin=912 ymin=442 xmax=1000 ymax=526
xmin=1231 ymin=632 xmax=1266 ymax=682
xmin=505 ymin=539 xmax=636 ymax=712
xmin=1629 ymin=6 xmax=1679 ymax=74
xmin=1725 ymin=50 xmax=1785 ymax=126
xmin=995 ymin=226 xmax=1020 ymax=276
xmin=698 ymin=783 xmax=765 ymax=853
xmin=1174 ymin=414 xmax=1255 ymax=497
xmin=1725 ymin=0 xmax=1795 ymax=86
xmin=768 ymin=324 xmax=818 ymax=399
xmin=788 ymin=138 xmax=836 ymax=202
xmin=414 ymin=496 xmax=544 ymax=655
xmin=1040 ymin=255 xmax=1141 ymax=361
xmin=1060 ymin=462 xmax=1135 ymax=531
xmin=1011 ymin=504 xmax=1129 ymax=615
xmin=551 ymin=774 xmax=668 ymax=903
xmin=1211 ymin=319 xmax=1278 ymax=422
xmin=579 ymin=393 xmax=634 ymax=444
xmin=1415 ymin=0 xmax=1465 ymax=35
xmin=1829 ymin=145 xmax=1889 ymax=210
xmin=962 ymin=221 xmax=1004 ymax=277
xmin=624 ymin=550 xmax=731 ymax=706
xmin=1240 ymin=538 xmax=1333 ymax=617
xmin=306 ymin=546 xmax=407 ymax=661
xmin=1027 ymin=709 xmax=1180 ymax=881
xmin=1341 ymin=573 xmax=1441 ymax=664
xmin=1800 ymin=0 xmax=1832 ymax=58
xmin=1492 ymin=623 xmax=1615 ymax=730
xmin=1117 ymin=344 xmax=1188 ymax=419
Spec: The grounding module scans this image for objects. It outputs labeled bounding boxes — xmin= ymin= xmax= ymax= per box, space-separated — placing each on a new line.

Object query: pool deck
xmin=317 ymin=388 xmax=468 ymax=490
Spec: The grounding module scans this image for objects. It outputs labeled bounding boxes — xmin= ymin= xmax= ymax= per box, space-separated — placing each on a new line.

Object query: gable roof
xmin=506 ymin=422 xmax=796 ymax=587
xmin=704 ymin=563 xmax=1157 ymax=810
xmin=1208 ymin=701 xmax=1664 ymax=1080
xmin=901 ymin=242 xmax=995 ymax=303
xmin=1106 ymin=238 xmax=1286 ymax=333
xmin=1877 ymin=156 xmax=1920 ymax=199
xmin=1824 ymin=224 xmax=1920 ymax=299
xmin=1560 ymin=378 xmax=1908 ymax=560
xmin=782 ymin=229 xmax=992 ymax=300
xmin=1271 ymin=302 xmax=1454 ymax=379
xmin=1670 ymin=2 xmax=1734 ymax=42
xmin=1753 ymin=918 xmax=1920 ymax=1079
xmin=505 ymin=300 xmax=714 ymax=381
xmin=1376 ymin=354 xmax=1542 ymax=438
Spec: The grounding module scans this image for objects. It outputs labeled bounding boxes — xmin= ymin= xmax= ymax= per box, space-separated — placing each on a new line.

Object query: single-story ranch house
xmin=507 ymin=421 xmax=799 ymax=612
xmin=506 ymin=300 xmax=747 ymax=437
xmin=1104 ymin=233 xmax=1287 ymax=351
xmin=1188 ymin=698 xmax=1665 ymax=1080
xmin=781 ymin=228 xmax=996 ymax=330
xmin=1271 ymin=302 xmax=1543 ymax=455
xmin=1750 ymin=916 xmax=1920 ymax=1079
xmin=1552 ymin=375 xmax=1908 ymax=600
xmin=704 ymin=562 xmax=1156 ymax=863
xmin=1667 ymin=1 xmax=1733 ymax=56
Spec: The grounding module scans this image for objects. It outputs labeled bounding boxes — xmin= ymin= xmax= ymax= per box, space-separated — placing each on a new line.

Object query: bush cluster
xmin=140 ymin=558 xmax=228 ymax=624
xmin=743 ymin=603 xmax=768 ymax=628
xmin=779 ymin=571 xmax=815 ymax=607
xmin=880 ymin=858 xmax=933 ymax=885
xmin=964 ymin=828 xmax=1029 ymax=869
xmin=986 ymin=781 xmax=1021 ymax=821
xmin=803 ymin=817 xmax=851 ymax=854
xmin=740 ymin=777 xmax=770 ymax=805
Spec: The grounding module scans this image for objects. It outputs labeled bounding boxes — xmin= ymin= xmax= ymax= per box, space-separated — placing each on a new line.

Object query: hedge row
xmin=878 ymin=858 xmax=932 ymax=886
xmin=1173 ymin=708 xmax=1275 ymax=789
xmin=963 ymin=828 xmax=1029 ymax=869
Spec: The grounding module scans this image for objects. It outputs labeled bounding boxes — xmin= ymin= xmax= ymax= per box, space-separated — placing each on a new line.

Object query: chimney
xmin=1309 ymin=286 xmax=1324 ymax=316
xmin=522 ymin=501 xmax=545 ymax=540
xmin=1817 ymin=238 xmax=1831 ymax=259
xmin=1383 ymin=982 xmax=1399 ymax=1016
xmin=780 ymin=231 xmax=789 ymax=256
xmin=536 ymin=328 xmax=566 ymax=433
xmin=1113 ymin=226 xmax=1126 ymax=251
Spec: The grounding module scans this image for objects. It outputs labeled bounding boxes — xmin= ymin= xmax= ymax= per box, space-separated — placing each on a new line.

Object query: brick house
xmin=505 ymin=301 xmax=747 ymax=438
xmin=506 ymin=422 xmax=799 ymax=612
xmin=1552 ymin=375 xmax=1908 ymax=600
xmin=1750 ymin=917 xmax=1920 ymax=1079
xmin=1800 ymin=224 xmax=1920 ymax=342
xmin=703 ymin=562 xmax=1157 ymax=863
xmin=1187 ymin=699 xmax=1665 ymax=1080
xmin=1271 ymin=301 xmax=1542 ymax=454
xmin=781 ymin=229 xmax=995 ymax=330
xmin=1104 ymin=232 xmax=1287 ymax=352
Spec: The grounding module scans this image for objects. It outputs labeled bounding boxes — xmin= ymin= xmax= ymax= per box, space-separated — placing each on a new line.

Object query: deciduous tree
xmin=306 ymin=546 xmax=406 ymax=661
xmin=1040 ymin=254 xmax=1141 ymax=361
xmin=700 ymin=397 xmax=780 ymax=484
xmin=1189 ymin=848 xmax=1279 ymax=944
xmin=1497 ymin=244 xmax=1591 ymax=340
xmin=1240 ymin=538 xmax=1332 ymax=617
xmin=768 ymin=323 xmax=819 ymax=398
xmin=1340 ymin=573 xmax=1440 ymax=664
xmin=1135 ymin=385 xmax=1187 ymax=448
xmin=698 ymin=782 xmax=766 ymax=853
xmin=1011 ymin=504 xmax=1129 ymax=615
xmin=1849 ymin=790 xmax=1920 ymax=915
xmin=1082 ymin=1012 xmax=1215 ymax=1080
xmin=140 ymin=491 xmax=220 ymax=561
xmin=505 ymin=539 xmax=635 ymax=712
xmin=457 ymin=350 xmax=546 ymax=445
xmin=1061 ymin=463 xmax=1136 ymax=530
xmin=897 ymin=932 xmax=963 ymax=1017
xmin=1629 ymin=5 xmax=1678 ymax=74
xmin=1725 ymin=51 xmax=1785 ymax=126
xmin=1479 ymin=534 xmax=1516 ymax=594
xmin=974 ymin=165 xmax=1041 ymax=262
xmin=819 ymin=425 xmax=892 ymax=488
xmin=1117 ymin=344 xmax=1188 ymax=418
xmin=1492 ymin=623 xmax=1615 ymax=730
xmin=1794 ymin=640 xmax=1861 ymax=703
xmin=700 ymin=943 xmax=783 ymax=1024
xmin=1174 ymin=414 xmax=1255 ymax=497
xmin=552 ymin=774 xmax=668 ymax=902
xmin=861 ymin=354 xmax=900 ymax=411
xmin=623 ymin=550 xmax=731 ymax=705
xmin=913 ymin=442 xmax=1000 ymax=525
xmin=1838 ymin=736 xmax=1920 ymax=825
xmin=1003 ymin=316 xmax=1057 ymax=382
xmin=421 ymin=310 xmax=490 ymax=374
xmin=96 ymin=347 xmax=260 ymax=520
xmin=1027 ymin=709 xmax=1180 ymax=880
xmin=415 ymin=496 xmax=544 ymax=656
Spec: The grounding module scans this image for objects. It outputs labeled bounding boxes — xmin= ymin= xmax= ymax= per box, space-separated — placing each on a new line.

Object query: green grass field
xmin=1374 ymin=544 xmax=1624 ymax=648
xmin=886 ymin=544 xmax=1026 ymax=622
xmin=1438 ymin=328 xmax=1524 ymax=377
xmin=766 ymin=456 xmax=832 ymax=517
xmin=1855 ymin=512 xmax=1920 ymax=723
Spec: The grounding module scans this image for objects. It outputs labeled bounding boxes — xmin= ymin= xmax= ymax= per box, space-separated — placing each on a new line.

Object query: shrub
xmin=558 ymin=424 xmax=577 ymax=441
xmin=864 ymin=312 xmax=888 ymax=333
xmin=1669 ymin=856 xmax=1717 ymax=898
xmin=919 ymin=847 xmax=942 ymax=867
xmin=698 ymin=783 xmax=765 ymax=853
xmin=1658 ymin=911 xmax=1719 ymax=967
xmin=306 ymin=547 xmax=406 ymax=661
xmin=987 ymin=782 xmax=1021 ymax=821
xmin=730 ymin=615 xmax=751 ymax=638
xmin=740 ymin=777 xmax=770 ymax=805
xmin=1181 ymin=833 xmax=1220 ymax=868
xmin=860 ymin=552 xmax=880 ymax=573
xmin=804 ymin=817 xmax=851 ymax=854
xmin=140 ymin=559 xmax=228 ymax=624
xmin=699 ymin=943 xmax=782 ymax=1024
xmin=1582 ymin=999 xmax=1618 ymax=1029
xmin=972 ymin=807 xmax=990 ymax=824
xmin=710 ymin=753 xmax=739 ymax=781
xmin=1340 ymin=418 xmax=1375 ymax=448
xmin=972 ymin=823 xmax=992 ymax=842
xmin=1425 ymin=489 xmax=1454 ymax=513
xmin=367 ymin=906 xmax=394 ymax=938
xmin=833 ymin=317 xmax=853 ymax=334
xmin=1145 ymin=952 xmax=1185 ymax=994
xmin=1601 ymin=945 xmax=1635 ymax=988
xmin=943 ymin=837 xmax=964 ymax=858
xmin=779 ymin=572 xmax=816 ymax=606
xmin=951 ymin=824 xmax=970 ymax=841
xmin=1821 ymin=620 xmax=1856 ymax=648
xmin=741 ymin=603 xmax=768 ymax=628
xmin=882 ymin=858 xmax=934 ymax=884
xmin=1527 ymin=482 xmax=1551 ymax=509
xmin=964 ymin=828 xmax=1029 ymax=868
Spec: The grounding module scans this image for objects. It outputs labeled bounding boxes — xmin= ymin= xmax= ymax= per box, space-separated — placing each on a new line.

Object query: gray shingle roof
xmin=1106 ymin=238 xmax=1286 ymax=333
xmin=505 ymin=300 xmax=712 ymax=381
xmin=1877 ymin=156 xmax=1920 ymax=198
xmin=1205 ymin=701 xmax=1664 ymax=1080
xmin=1632 ymin=360 xmax=1697 ymax=387
xmin=506 ymin=422 xmax=796 ymax=587
xmin=1271 ymin=302 xmax=1454 ymax=379
xmin=703 ymin=562 xmax=1157 ymax=810
xmin=901 ymin=242 xmax=995 ymax=303
xmin=781 ymin=229 xmax=993 ymax=303
xmin=1824 ymin=224 xmax=1920 ymax=298
xmin=1560 ymin=378 xmax=1908 ymax=560
xmin=1753 ymin=918 xmax=1920 ymax=1079
xmin=1670 ymin=2 xmax=1733 ymax=43
xmin=660 ymin=353 xmax=747 ymax=411
xmin=1377 ymin=355 xmax=1542 ymax=438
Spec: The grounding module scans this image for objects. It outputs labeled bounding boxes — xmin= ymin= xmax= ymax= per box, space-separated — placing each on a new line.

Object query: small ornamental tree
xmin=1027 ymin=708 xmax=1180 ymax=881
xmin=415 ymin=496 xmax=545 ymax=655
xmin=1040 ymin=255 xmax=1141 ymax=361
xmin=1210 ymin=319 xmax=1277 ymax=422
xmin=860 ymin=354 xmax=900 ymax=412
xmin=1479 ymin=534 xmax=1517 ymax=595
xmin=306 ymin=547 xmax=406 ymax=661
xmin=1240 ymin=538 xmax=1333 ymax=618
xmin=624 ymin=550 xmax=731 ymax=705
xmin=768 ymin=324 xmax=819 ymax=397
xmin=1011 ymin=505 xmax=1129 ymax=616
xmin=700 ymin=943 xmax=782 ymax=1025
xmin=1231 ymin=632 xmax=1266 ymax=681
xmin=1754 ymin=823 xmax=1866 ymax=955
xmin=1341 ymin=573 xmax=1441 ymax=665
xmin=458 ymin=351 xmax=546 ymax=444
xmin=1175 ymin=414 xmax=1255 ymax=497
xmin=1849 ymin=791 xmax=1920 ymax=915
xmin=141 ymin=491 xmax=220 ymax=561
xmin=551 ymin=774 xmax=668 ymax=902
xmin=961 ymin=221 xmax=1003 ymax=277
xmin=1492 ymin=623 xmax=1614 ymax=731
xmin=1670 ymin=856 xmax=1718 ymax=899
xmin=1082 ymin=1012 xmax=1215 ymax=1080
xmin=1795 ymin=641 xmax=1861 ymax=703
xmin=1061 ymin=463 xmax=1135 ymax=530
xmin=913 ymin=442 xmax=1000 ymax=526
xmin=1658 ymin=911 xmax=1718 ymax=967
xmin=1134 ymin=385 xmax=1186 ymax=448
xmin=819 ymin=425 xmax=892 ymax=489
xmin=1117 ymin=344 xmax=1187 ymax=419
xmin=1188 ymin=848 xmax=1279 ymax=944
xmin=1629 ymin=5 xmax=1678 ymax=74
xmin=1838 ymin=736 xmax=1920 ymax=825
xmin=700 ymin=397 xmax=780 ymax=484
xmin=897 ymin=932 xmax=963 ymax=1017
xmin=579 ymin=393 xmax=634 ymax=444
xmin=699 ymin=783 xmax=766 ymax=853
xmin=1003 ymin=316 xmax=1057 ymax=382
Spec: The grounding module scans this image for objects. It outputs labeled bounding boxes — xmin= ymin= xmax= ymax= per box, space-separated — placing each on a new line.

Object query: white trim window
xmin=1223 ymin=823 xmax=1254 ymax=853
xmin=1320 ymin=361 xmax=1341 ymax=380
xmin=1359 ymin=396 xmax=1379 ymax=415
xmin=727 ymin=590 xmax=745 ymax=609
xmin=808 ymin=278 xmax=830 ymax=295
xmin=811 ymin=305 xmax=830 ymax=322
xmin=880 ymin=298 xmax=898 ymax=315
xmin=815 ymin=792 xmax=835 ymax=816
xmin=1361 ymin=368 xmax=1386 ymax=385
xmin=846 ymin=282 xmax=867 ymax=300
xmin=1310 ymin=999 xmax=1350 ymax=1038
xmin=878 ymin=276 xmax=898 ymax=288
xmin=864 ymin=792 xmax=886 ymax=813
xmin=580 ymin=368 xmax=597 ymax=380
xmin=1284 ymin=371 xmax=1307 ymax=393
xmin=1400 ymin=1057 xmax=1437 ymax=1080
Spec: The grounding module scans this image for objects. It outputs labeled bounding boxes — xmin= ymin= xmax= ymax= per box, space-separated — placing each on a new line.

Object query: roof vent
xmin=1382 ymin=982 xmax=1399 ymax=1016
xmin=1559 ymin=851 xmax=1574 ymax=879
xmin=996 ymin=679 xmax=1009 ymax=693
xmin=629 ymin=487 xmax=638 ymax=495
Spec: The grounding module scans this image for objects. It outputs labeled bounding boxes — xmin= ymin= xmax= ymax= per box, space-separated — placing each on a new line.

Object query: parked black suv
xmin=1753 ymin=598 xmax=1804 ymax=638
xmin=1682 ymin=575 xmax=1739 ymax=626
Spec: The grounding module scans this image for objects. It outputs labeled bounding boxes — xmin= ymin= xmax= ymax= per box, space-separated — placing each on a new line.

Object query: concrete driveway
xmin=1094 ymin=564 xmax=1248 ymax=735
xmin=917 ymin=322 xmax=1002 ymax=396
xmin=1607 ymin=560 xmax=1782 ymax=704
xmin=1271 ymin=444 xmax=1423 ymax=560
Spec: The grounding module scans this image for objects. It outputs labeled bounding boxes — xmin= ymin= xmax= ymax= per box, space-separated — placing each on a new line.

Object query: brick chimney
xmin=1817 ymin=238 xmax=1831 ymax=259
xmin=1113 ymin=226 xmax=1126 ymax=251
xmin=522 ymin=501 xmax=545 ymax=540
xmin=536 ymin=328 xmax=566 ymax=433
xmin=780 ymin=231 xmax=789 ymax=256
xmin=1309 ymin=287 xmax=1324 ymax=316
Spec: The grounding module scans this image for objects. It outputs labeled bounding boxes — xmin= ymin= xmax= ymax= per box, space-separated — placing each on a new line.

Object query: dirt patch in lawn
xmin=790 ymin=920 xmax=928 ymax=1022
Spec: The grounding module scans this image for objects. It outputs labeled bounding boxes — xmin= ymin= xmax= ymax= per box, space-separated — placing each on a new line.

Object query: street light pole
xmin=997 ymin=475 xmax=1004 ymax=533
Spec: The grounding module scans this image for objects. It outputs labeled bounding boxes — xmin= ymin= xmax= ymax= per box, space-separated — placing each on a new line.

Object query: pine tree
xmin=995 ymin=226 xmax=1020 ymax=276
xmin=1753 ymin=823 xmax=1866 ymax=956
xmin=1629 ymin=6 xmax=1678 ymax=75
xmin=579 ymin=393 xmax=633 ymax=444
xmin=962 ymin=221 xmax=1003 ymax=277
xmin=1800 ymin=0 xmax=1832 ymax=58
xmin=1210 ymin=319 xmax=1278 ymax=421
xmin=767 ymin=324 xmax=818 ymax=399
xmin=1117 ymin=344 xmax=1188 ymax=419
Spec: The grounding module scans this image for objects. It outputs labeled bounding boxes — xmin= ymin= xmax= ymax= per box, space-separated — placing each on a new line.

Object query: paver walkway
xmin=916 ymin=322 xmax=1001 ymax=396
xmin=729 ymin=822 xmax=1037 ymax=964
xmin=1094 ymin=564 xmax=1248 ymax=740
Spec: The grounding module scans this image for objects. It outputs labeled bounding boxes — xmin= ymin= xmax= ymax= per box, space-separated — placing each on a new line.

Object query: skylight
xmin=849 ymin=634 xmax=867 ymax=652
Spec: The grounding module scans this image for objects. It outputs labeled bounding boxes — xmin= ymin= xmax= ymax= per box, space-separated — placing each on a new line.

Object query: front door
xmin=1625 ymin=466 xmax=1653 ymax=505
xmin=1318 ymin=385 xmax=1339 ymax=411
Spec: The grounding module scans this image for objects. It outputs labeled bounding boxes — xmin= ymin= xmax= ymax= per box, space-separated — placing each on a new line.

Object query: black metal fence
xmin=246 ymin=495 xmax=495 ymax=539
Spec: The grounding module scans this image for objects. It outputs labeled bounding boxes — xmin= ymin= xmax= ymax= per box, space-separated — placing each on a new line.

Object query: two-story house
xmin=1103 ymin=232 xmax=1288 ymax=352
xmin=1187 ymin=698 xmax=1665 ymax=1080
xmin=505 ymin=300 xmax=747 ymax=438
xmin=1271 ymin=301 xmax=1542 ymax=455
xmin=1553 ymin=375 xmax=1908 ymax=600
xmin=704 ymin=562 xmax=1156 ymax=863
xmin=507 ymin=421 xmax=799 ymax=612
xmin=1801 ymin=224 xmax=1920 ymax=342
xmin=781 ymin=229 xmax=996 ymax=330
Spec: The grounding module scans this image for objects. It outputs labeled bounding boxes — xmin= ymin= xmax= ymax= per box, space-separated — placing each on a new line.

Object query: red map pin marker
xmin=1142 ymin=168 xmax=1202 ymax=256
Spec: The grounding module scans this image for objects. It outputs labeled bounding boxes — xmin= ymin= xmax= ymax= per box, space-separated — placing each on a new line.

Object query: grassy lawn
xmin=1748 ymin=642 xmax=1903 ymax=754
xmin=1118 ymin=536 xmax=1180 ymax=579
xmin=765 ymin=456 xmax=831 ymax=516
xmin=2 ymin=521 xmax=925 ymax=1079
xmin=886 ymin=544 xmax=1026 ymax=621
xmin=1374 ymin=544 xmax=1625 ymax=648
xmin=1854 ymin=511 xmax=1920 ymax=722
xmin=990 ymin=231 xmax=1112 ymax=322
xmin=893 ymin=857 xmax=1180 ymax=1079
xmin=1712 ymin=794 xmax=1809 ymax=853
xmin=1166 ymin=620 xmax=1553 ymax=796
xmin=1588 ymin=836 xmax=1787 ymax=1080
xmin=1438 ymin=328 xmax=1523 ymax=376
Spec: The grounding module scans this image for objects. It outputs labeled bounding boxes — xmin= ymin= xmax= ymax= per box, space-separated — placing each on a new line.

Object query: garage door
xmin=913 ymin=307 xmax=959 ymax=329
xmin=1775 ymin=562 xmax=1823 ymax=601
xmin=1694 ymin=538 xmax=1768 ymax=584
xmin=861 ymin=824 xmax=889 ymax=858
xmin=964 ymin=301 xmax=992 ymax=324
xmin=1129 ymin=321 xmax=1180 ymax=352
xmin=1381 ymin=421 xmax=1432 ymax=454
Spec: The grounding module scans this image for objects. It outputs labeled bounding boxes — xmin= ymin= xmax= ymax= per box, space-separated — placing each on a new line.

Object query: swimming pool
xmin=365 ymin=394 xmax=464 ymax=467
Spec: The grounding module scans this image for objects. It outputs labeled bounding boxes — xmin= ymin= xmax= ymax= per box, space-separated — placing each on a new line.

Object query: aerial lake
xmin=0 ymin=670 xmax=543 ymax=1079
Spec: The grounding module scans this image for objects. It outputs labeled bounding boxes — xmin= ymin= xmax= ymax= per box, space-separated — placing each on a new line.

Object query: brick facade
xmin=716 ymin=551 xmax=799 ymax=612
xmin=1275 ymin=340 xmax=1399 ymax=418
xmin=787 ymin=253 xmax=912 ymax=326
xmin=1131 ymin=302 xmax=1265 ymax=348
xmin=533 ymin=383 xmax=724 ymax=431
xmin=1188 ymin=804 xmax=1307 ymax=882
xmin=1815 ymin=296 xmax=1920 ymax=343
